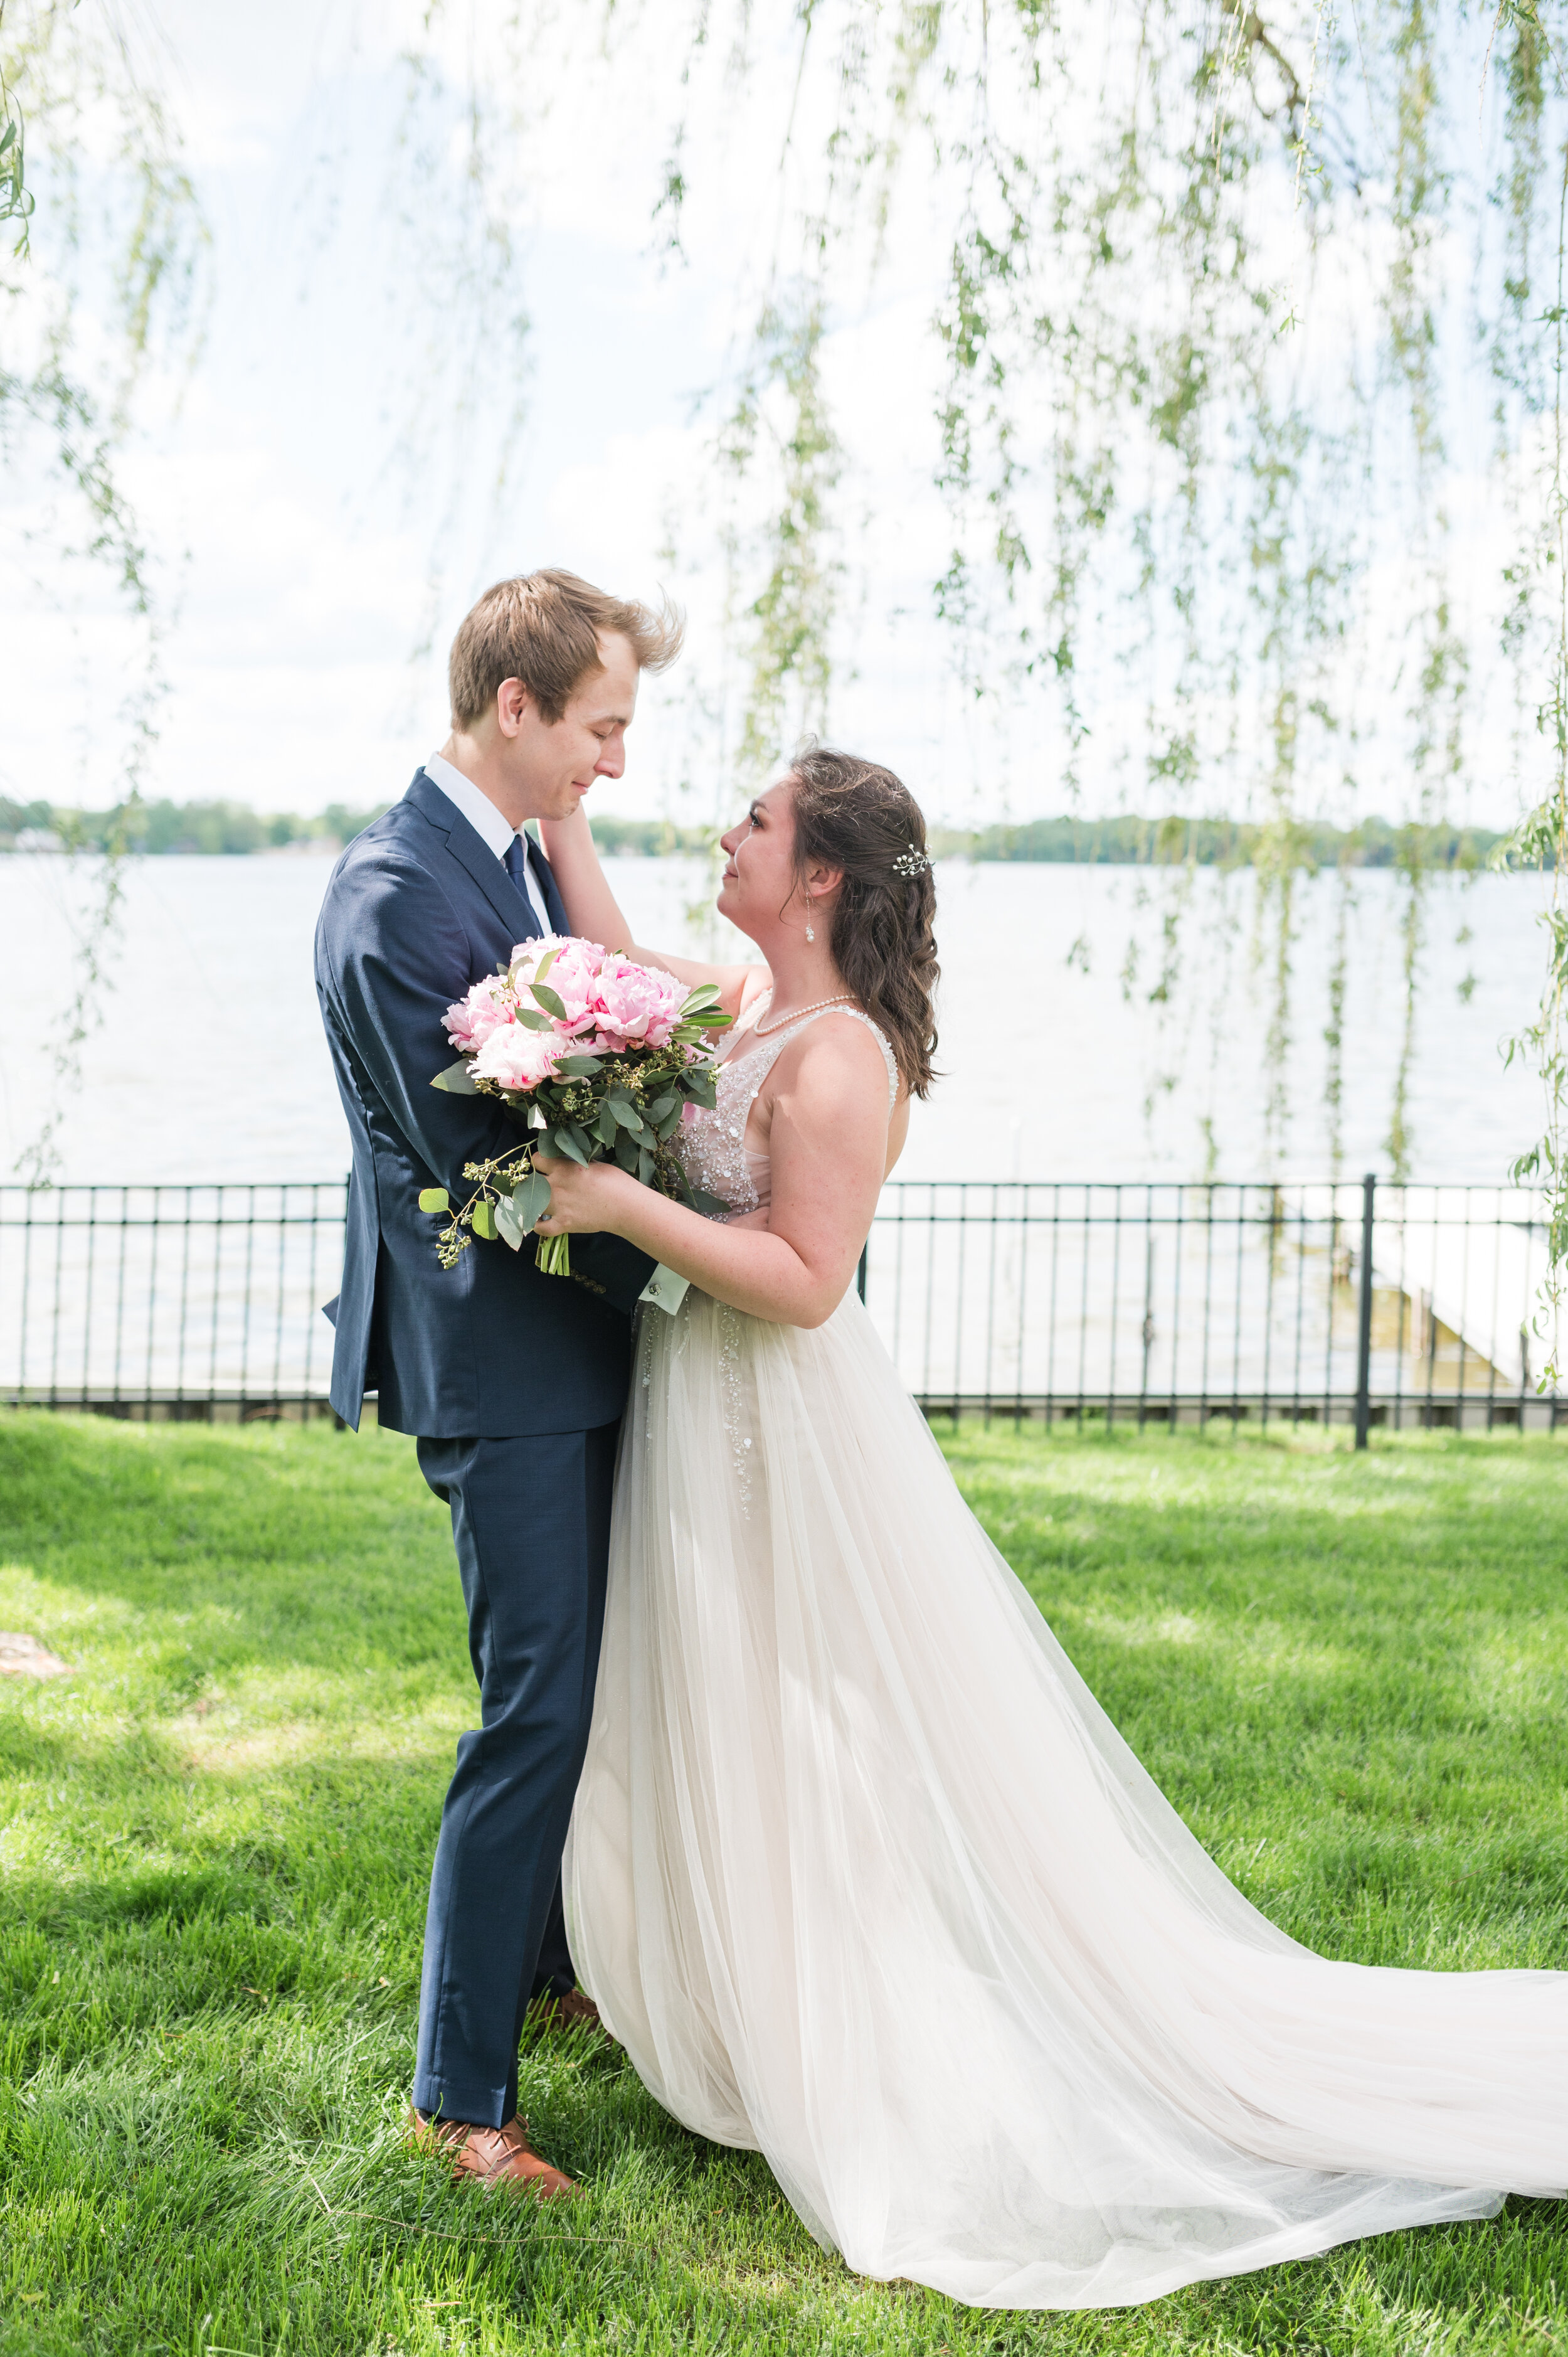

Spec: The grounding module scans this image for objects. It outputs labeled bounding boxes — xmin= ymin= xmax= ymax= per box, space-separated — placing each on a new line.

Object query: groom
xmin=314 ymin=570 xmax=672 ymax=2195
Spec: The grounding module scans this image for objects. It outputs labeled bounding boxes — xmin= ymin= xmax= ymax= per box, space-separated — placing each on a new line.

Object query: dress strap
xmin=719 ymin=986 xmax=774 ymax=1063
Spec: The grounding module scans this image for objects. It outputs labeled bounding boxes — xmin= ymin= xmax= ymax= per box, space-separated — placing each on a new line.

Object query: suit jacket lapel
xmin=405 ymin=769 xmax=541 ymax=941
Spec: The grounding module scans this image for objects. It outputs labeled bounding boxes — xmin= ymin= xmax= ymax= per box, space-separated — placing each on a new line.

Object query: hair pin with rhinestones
xmin=892 ymin=843 xmax=931 ymax=878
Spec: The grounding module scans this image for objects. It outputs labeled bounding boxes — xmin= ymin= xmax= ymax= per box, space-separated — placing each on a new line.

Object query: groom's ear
xmin=495 ymin=677 xmax=538 ymax=737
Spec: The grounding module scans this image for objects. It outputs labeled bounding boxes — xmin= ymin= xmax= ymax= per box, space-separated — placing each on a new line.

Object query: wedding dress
xmin=563 ymin=996 xmax=1568 ymax=2311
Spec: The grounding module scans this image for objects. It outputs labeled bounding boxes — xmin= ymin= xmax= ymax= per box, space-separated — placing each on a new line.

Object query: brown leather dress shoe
xmin=527 ymin=1986 xmax=618 ymax=2042
xmin=408 ymin=2107 xmax=580 ymax=2198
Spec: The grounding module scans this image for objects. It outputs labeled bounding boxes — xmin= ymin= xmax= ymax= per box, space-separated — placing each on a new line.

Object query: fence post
xmin=1354 ymin=1171 xmax=1376 ymax=1450
xmin=856 ymin=1243 xmax=868 ymax=1304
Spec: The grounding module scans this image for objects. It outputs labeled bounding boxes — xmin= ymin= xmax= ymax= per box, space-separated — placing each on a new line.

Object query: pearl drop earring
xmin=806 ymin=920 xmax=815 ymax=942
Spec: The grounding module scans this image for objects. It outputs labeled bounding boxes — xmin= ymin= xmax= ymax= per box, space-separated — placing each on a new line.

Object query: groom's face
xmin=504 ymin=630 xmax=641 ymax=821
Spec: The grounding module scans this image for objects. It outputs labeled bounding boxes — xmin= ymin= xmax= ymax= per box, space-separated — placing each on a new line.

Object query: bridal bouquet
xmin=420 ymin=934 xmax=729 ymax=1277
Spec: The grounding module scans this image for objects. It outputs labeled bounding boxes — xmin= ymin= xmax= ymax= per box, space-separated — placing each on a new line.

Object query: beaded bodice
xmin=678 ymin=991 xmax=899 ymax=1219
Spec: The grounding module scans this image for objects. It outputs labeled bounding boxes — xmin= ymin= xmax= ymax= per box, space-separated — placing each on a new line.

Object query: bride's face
xmin=716 ymin=779 xmax=800 ymax=937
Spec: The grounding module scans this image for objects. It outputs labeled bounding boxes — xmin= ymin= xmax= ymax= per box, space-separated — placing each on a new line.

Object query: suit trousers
xmin=412 ymin=1420 xmax=619 ymax=2127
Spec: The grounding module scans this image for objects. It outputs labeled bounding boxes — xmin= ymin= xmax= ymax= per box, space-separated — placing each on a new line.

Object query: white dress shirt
xmin=423 ymin=750 xmax=553 ymax=937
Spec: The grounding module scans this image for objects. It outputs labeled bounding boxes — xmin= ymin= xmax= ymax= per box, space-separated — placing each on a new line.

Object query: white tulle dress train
xmin=563 ymin=1004 xmax=1568 ymax=2311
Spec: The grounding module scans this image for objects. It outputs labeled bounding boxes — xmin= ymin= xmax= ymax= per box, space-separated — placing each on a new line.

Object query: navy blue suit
xmin=315 ymin=768 xmax=654 ymax=2125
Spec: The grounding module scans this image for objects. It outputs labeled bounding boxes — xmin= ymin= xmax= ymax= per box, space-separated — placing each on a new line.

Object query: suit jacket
xmin=314 ymin=768 xmax=655 ymax=1434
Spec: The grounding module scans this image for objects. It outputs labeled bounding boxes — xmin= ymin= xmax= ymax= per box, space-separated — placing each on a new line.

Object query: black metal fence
xmin=861 ymin=1176 xmax=1560 ymax=1434
xmin=1 ymin=1176 xmax=1561 ymax=1432
xmin=0 ymin=1183 xmax=346 ymax=1419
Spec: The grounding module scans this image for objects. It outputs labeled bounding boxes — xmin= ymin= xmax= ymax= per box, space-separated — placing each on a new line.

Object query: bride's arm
xmin=531 ymin=1022 xmax=891 ymax=1327
xmin=539 ymin=802 xmax=766 ymax=1024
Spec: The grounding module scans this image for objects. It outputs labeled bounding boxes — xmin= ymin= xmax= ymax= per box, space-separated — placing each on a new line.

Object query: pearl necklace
xmin=753 ymin=991 xmax=857 ymax=1038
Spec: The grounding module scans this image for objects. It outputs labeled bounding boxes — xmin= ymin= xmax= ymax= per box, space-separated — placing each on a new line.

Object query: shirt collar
xmin=423 ymin=751 xmax=516 ymax=863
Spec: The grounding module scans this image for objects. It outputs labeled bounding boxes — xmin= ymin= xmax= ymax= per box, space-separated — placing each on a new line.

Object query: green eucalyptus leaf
xmin=608 ymin=1097 xmax=643 ymax=1130
xmin=529 ymin=983 xmax=568 ymax=1019
xmin=595 ymin=1105 xmax=620 ymax=1147
xmin=555 ymin=1055 xmax=603 ymax=1077
xmin=512 ymin=1007 xmax=553 ymax=1032
xmin=431 ymin=1060 xmax=479 ymax=1095
xmin=515 ymin=1171 xmax=553 ymax=1233
xmin=417 ymin=1186 xmax=450 ymax=1213
xmin=472 ymin=1200 xmax=498 ymax=1241
xmin=554 ymin=1127 xmax=590 ymax=1166
xmin=494 ymin=1193 xmax=527 ymax=1250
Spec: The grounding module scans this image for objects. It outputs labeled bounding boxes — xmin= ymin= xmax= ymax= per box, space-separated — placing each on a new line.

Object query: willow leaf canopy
xmin=6 ymin=0 xmax=1568 ymax=1356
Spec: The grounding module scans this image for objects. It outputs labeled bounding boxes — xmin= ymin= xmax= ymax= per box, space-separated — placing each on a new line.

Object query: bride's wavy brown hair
xmin=785 ymin=741 xmax=939 ymax=1100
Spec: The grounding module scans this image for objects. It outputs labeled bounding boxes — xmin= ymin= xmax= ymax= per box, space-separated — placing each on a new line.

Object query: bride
xmin=531 ymin=742 xmax=1567 ymax=2312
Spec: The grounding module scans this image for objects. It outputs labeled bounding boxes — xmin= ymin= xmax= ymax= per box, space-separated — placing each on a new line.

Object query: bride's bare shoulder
xmin=771 ymin=1009 xmax=900 ymax=1114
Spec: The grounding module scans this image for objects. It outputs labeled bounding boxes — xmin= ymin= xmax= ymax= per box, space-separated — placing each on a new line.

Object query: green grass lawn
xmin=1 ymin=1410 xmax=1565 ymax=2356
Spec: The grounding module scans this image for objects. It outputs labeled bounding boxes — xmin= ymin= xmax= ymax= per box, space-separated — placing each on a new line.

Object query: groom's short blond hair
xmin=449 ymin=569 xmax=684 ymax=729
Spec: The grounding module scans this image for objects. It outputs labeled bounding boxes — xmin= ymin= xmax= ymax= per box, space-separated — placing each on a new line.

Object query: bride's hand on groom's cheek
xmin=530 ymin=1152 xmax=631 ymax=1237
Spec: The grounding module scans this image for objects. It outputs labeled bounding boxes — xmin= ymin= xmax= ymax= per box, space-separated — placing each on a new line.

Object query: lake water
xmin=0 ymin=850 xmax=1547 ymax=1187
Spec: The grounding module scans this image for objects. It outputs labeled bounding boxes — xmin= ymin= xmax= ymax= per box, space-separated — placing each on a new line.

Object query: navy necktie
xmin=504 ymin=833 xmax=533 ymax=905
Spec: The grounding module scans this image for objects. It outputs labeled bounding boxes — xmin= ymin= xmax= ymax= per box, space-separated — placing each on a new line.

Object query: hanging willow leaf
xmin=24 ymin=0 xmax=1568 ymax=1339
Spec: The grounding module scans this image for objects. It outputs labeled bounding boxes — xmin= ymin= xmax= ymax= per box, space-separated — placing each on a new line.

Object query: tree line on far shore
xmin=0 ymin=797 xmax=715 ymax=859
xmin=0 ymin=795 xmax=1508 ymax=871
xmin=0 ymin=796 xmax=393 ymax=857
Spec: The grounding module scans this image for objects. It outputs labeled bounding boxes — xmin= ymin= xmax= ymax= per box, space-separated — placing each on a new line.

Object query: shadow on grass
xmin=0 ymin=1409 xmax=458 ymax=1674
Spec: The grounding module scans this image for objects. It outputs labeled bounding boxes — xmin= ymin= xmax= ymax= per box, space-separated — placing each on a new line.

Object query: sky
xmin=0 ymin=0 xmax=1547 ymax=835
xmin=3 ymin=0 xmax=982 ymax=830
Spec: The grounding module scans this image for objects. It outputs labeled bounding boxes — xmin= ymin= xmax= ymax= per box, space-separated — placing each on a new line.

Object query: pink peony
xmin=469 ymin=1019 xmax=563 ymax=1094
xmin=509 ymin=935 xmax=604 ymax=1037
xmin=443 ymin=974 xmax=515 ymax=1053
xmin=586 ymin=955 xmax=686 ymax=1050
